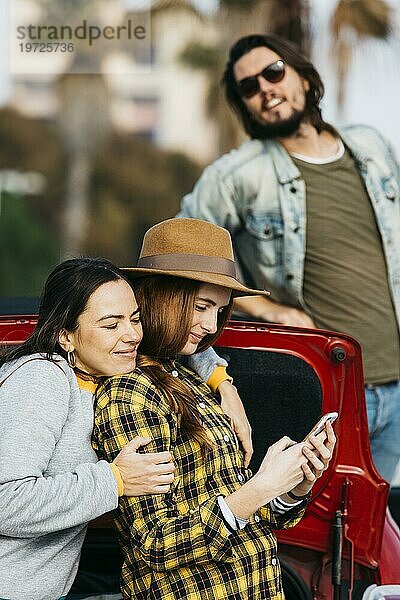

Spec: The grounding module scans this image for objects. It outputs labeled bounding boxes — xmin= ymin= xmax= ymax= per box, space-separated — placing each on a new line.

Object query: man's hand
xmin=234 ymin=296 xmax=316 ymax=328
xmin=113 ymin=436 xmax=175 ymax=496
xmin=218 ymin=380 xmax=253 ymax=467
xmin=267 ymin=305 xmax=316 ymax=328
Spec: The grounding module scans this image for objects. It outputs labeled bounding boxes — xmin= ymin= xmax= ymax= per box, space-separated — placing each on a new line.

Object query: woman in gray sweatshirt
xmin=0 ymin=258 xmax=176 ymax=600
xmin=0 ymin=257 xmax=245 ymax=600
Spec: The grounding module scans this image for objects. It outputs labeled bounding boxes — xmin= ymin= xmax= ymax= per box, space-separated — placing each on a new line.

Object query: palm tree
xmin=57 ymin=72 xmax=111 ymax=256
xmin=36 ymin=0 xmax=134 ymax=256
xmin=330 ymin=0 xmax=392 ymax=108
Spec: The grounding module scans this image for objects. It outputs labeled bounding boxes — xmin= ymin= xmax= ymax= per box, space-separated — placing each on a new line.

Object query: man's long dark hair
xmin=1 ymin=258 xmax=128 ymax=366
xmin=222 ymin=34 xmax=336 ymax=139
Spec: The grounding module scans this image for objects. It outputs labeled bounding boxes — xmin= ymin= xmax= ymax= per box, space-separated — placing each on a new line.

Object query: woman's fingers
xmin=152 ymin=484 xmax=174 ymax=493
xmin=119 ymin=438 xmax=174 ymax=466
xmin=156 ymin=472 xmax=175 ymax=483
xmin=123 ymin=436 xmax=152 ymax=452
xmin=302 ymin=446 xmax=325 ymax=472
xmin=325 ymin=421 xmax=337 ymax=452
xmin=301 ymin=462 xmax=317 ymax=482
xmin=113 ymin=440 xmax=176 ymax=496
xmin=302 ymin=421 xmax=336 ymax=478
xmin=154 ymin=462 xmax=175 ymax=475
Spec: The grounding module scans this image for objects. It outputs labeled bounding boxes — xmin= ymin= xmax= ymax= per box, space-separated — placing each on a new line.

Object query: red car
xmin=1 ymin=310 xmax=400 ymax=599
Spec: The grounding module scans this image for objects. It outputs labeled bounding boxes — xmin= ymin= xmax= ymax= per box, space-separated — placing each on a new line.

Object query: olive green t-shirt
xmin=292 ymin=147 xmax=399 ymax=384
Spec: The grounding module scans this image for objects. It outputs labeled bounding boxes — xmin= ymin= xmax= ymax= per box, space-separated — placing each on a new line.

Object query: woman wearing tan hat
xmin=93 ymin=218 xmax=335 ymax=600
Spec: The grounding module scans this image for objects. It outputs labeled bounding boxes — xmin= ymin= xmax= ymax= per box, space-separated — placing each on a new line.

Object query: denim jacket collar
xmin=262 ymin=139 xmax=301 ymax=184
xmin=262 ymin=131 xmax=377 ymax=184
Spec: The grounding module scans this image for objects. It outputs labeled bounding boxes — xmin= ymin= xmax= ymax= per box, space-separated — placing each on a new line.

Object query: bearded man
xmin=178 ymin=34 xmax=400 ymax=483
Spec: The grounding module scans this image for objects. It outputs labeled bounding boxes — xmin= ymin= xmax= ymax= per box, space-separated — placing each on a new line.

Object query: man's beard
xmin=249 ymin=108 xmax=306 ymax=140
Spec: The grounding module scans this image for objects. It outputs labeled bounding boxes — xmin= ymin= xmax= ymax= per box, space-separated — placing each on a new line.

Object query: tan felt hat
xmin=123 ymin=218 xmax=270 ymax=297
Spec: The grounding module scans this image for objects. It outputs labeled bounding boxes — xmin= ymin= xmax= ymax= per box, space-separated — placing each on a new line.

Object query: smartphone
xmin=302 ymin=412 xmax=338 ymax=442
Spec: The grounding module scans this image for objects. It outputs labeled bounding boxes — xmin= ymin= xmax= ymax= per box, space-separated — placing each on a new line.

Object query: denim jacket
xmin=179 ymin=125 xmax=400 ymax=328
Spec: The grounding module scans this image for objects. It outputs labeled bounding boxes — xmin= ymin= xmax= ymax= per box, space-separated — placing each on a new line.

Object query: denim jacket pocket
xmin=245 ymin=212 xmax=284 ymax=266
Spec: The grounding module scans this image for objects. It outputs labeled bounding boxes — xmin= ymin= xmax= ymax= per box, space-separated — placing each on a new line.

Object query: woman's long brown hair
xmin=132 ymin=275 xmax=233 ymax=455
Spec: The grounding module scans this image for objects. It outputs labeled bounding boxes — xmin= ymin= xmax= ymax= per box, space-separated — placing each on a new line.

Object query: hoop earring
xmin=67 ymin=350 xmax=76 ymax=368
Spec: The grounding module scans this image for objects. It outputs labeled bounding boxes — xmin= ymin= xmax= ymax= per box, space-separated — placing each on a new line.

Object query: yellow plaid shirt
xmin=93 ymin=360 xmax=306 ymax=599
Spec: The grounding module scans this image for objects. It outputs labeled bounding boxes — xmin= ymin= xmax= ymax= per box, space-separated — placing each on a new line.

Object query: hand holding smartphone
xmin=302 ymin=412 xmax=338 ymax=443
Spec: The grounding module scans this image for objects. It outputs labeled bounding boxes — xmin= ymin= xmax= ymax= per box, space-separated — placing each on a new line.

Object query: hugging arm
xmin=0 ymin=361 xmax=117 ymax=538
xmin=188 ymin=347 xmax=253 ymax=465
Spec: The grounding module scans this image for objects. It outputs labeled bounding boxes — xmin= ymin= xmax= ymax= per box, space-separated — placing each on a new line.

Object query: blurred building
xmin=8 ymin=1 xmax=219 ymax=164
xmin=107 ymin=6 xmax=219 ymax=163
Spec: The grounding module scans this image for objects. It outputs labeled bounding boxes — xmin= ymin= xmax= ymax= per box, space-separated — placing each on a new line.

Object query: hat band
xmin=137 ymin=253 xmax=237 ymax=278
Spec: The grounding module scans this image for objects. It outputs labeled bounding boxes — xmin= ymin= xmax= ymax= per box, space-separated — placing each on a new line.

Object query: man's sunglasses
xmin=236 ymin=60 xmax=286 ymax=99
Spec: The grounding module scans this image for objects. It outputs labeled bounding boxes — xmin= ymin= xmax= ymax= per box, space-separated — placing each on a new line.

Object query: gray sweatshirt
xmin=0 ymin=355 xmax=119 ymax=600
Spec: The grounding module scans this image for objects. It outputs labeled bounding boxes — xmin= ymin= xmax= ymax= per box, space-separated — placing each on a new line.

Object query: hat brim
xmin=122 ymin=267 xmax=270 ymax=297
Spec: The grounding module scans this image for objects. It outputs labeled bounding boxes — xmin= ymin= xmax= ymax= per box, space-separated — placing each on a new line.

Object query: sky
xmin=309 ymin=0 xmax=400 ymax=158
